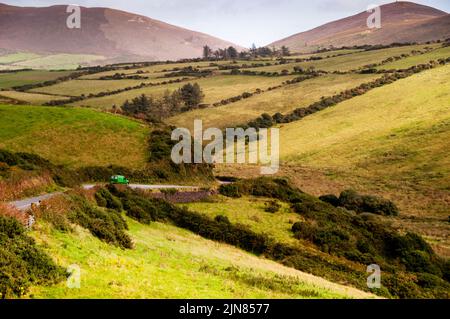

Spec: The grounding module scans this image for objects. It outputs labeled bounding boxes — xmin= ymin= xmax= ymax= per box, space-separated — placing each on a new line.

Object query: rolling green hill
xmin=0 ymin=105 xmax=149 ymax=168
xmin=29 ymin=217 xmax=371 ymax=299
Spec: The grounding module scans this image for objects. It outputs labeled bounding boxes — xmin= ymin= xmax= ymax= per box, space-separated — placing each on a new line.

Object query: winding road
xmin=9 ymin=184 xmax=199 ymax=211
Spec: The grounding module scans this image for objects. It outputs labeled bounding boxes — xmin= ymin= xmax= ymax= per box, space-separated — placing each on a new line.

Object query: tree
xmin=180 ymin=83 xmax=204 ymax=109
xmin=227 ymin=46 xmax=238 ymax=59
xmin=281 ymin=46 xmax=290 ymax=56
xmin=203 ymin=45 xmax=212 ymax=59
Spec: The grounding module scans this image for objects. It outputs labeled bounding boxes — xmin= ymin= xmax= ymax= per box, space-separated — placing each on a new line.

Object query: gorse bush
xmin=69 ymin=195 xmax=132 ymax=249
xmin=0 ymin=215 xmax=66 ymax=298
xmin=338 ymin=190 xmax=399 ymax=216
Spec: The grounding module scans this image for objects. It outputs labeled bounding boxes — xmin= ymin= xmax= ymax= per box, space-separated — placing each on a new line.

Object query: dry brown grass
xmin=0 ymin=171 xmax=54 ymax=201
xmin=0 ymin=202 xmax=28 ymax=226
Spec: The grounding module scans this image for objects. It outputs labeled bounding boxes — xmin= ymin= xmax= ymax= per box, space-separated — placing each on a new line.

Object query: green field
xmin=168 ymin=73 xmax=381 ymax=130
xmin=0 ymin=52 xmax=41 ymax=64
xmin=0 ymin=105 xmax=149 ymax=168
xmin=184 ymin=196 xmax=302 ymax=245
xmin=378 ymin=46 xmax=450 ymax=70
xmin=0 ymin=53 xmax=106 ymax=70
xmin=71 ymin=75 xmax=297 ymax=110
xmin=30 ymin=78 xmax=188 ymax=97
xmin=0 ymin=90 xmax=70 ymax=104
xmin=28 ymin=218 xmax=371 ymax=299
xmin=246 ymin=45 xmax=436 ymax=72
xmin=0 ymin=70 xmax=73 ymax=89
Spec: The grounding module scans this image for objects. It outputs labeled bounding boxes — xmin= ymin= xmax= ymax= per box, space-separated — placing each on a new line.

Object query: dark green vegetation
xmin=0 ymin=215 xmax=66 ymax=299
xmin=218 ymin=178 xmax=450 ymax=298
xmin=121 ymin=83 xmax=204 ymax=121
xmin=320 ymin=190 xmax=399 ymax=216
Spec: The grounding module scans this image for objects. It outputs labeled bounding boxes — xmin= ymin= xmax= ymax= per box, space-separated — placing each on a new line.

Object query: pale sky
xmin=4 ymin=0 xmax=450 ymax=47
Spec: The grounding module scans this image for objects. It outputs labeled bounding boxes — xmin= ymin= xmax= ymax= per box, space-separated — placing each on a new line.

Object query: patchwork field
xmin=71 ymin=75 xmax=297 ymax=110
xmin=0 ymin=52 xmax=106 ymax=70
xmin=0 ymin=70 xmax=73 ymax=89
xmin=30 ymin=78 xmax=188 ymax=97
xmin=246 ymin=45 xmax=437 ymax=72
xmin=378 ymin=46 xmax=450 ymax=70
xmin=0 ymin=90 xmax=70 ymax=104
xmin=168 ymin=73 xmax=381 ymax=129
xmin=0 ymin=105 xmax=149 ymax=168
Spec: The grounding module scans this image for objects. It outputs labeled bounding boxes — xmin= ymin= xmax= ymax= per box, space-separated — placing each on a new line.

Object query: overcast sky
xmin=5 ymin=0 xmax=450 ymax=47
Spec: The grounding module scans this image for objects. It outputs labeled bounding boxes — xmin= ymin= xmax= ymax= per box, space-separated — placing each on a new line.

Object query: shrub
xmin=95 ymin=188 xmax=123 ymax=212
xmin=338 ymin=190 xmax=399 ymax=216
xmin=219 ymin=184 xmax=241 ymax=198
xmin=69 ymin=196 xmax=132 ymax=249
xmin=319 ymin=194 xmax=340 ymax=207
xmin=0 ymin=215 xmax=66 ymax=298
xmin=264 ymin=200 xmax=281 ymax=213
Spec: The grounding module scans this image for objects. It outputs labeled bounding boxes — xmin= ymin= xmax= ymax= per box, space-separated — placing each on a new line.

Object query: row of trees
xmin=202 ymin=44 xmax=290 ymax=60
xmin=121 ymin=83 xmax=204 ymax=121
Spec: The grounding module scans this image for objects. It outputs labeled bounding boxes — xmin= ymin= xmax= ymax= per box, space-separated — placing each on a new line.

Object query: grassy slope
xmin=279 ymin=65 xmax=450 ymax=190
xmin=168 ymin=73 xmax=381 ymax=130
xmin=246 ymin=45 xmax=435 ymax=72
xmin=28 ymin=218 xmax=373 ymax=299
xmin=12 ymin=54 xmax=105 ymax=70
xmin=378 ymin=46 xmax=450 ymax=70
xmin=0 ymin=52 xmax=41 ymax=64
xmin=0 ymin=70 xmax=73 ymax=89
xmin=270 ymin=65 xmax=450 ymax=254
xmin=184 ymin=196 xmax=302 ymax=245
xmin=30 ymin=78 xmax=187 ymax=97
xmin=0 ymin=105 xmax=149 ymax=168
xmin=70 ymin=75 xmax=296 ymax=110
xmin=0 ymin=90 xmax=70 ymax=104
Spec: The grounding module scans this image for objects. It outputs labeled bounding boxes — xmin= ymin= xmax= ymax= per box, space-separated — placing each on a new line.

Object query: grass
xmin=279 ymin=65 xmax=450 ymax=189
xmin=246 ymin=45 xmax=435 ymax=72
xmin=378 ymin=46 xmax=450 ymax=70
xmin=182 ymin=196 xmax=302 ymax=245
xmin=0 ymin=52 xmax=41 ymax=64
xmin=0 ymin=70 xmax=73 ymax=89
xmin=27 ymin=218 xmax=373 ymax=299
xmin=30 ymin=78 xmax=188 ymax=97
xmin=0 ymin=90 xmax=70 ymax=104
xmin=0 ymin=104 xmax=149 ymax=168
xmin=9 ymin=54 xmax=106 ymax=70
xmin=168 ymin=73 xmax=381 ymax=130
xmin=70 ymin=75 xmax=296 ymax=110
xmin=268 ymin=65 xmax=450 ymax=255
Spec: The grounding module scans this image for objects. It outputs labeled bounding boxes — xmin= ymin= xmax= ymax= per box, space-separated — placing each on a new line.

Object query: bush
xmin=219 ymin=184 xmax=241 ymax=198
xmin=95 ymin=188 xmax=123 ymax=212
xmin=69 ymin=196 xmax=132 ymax=249
xmin=264 ymin=200 xmax=281 ymax=213
xmin=319 ymin=194 xmax=340 ymax=207
xmin=0 ymin=216 xmax=66 ymax=298
xmin=338 ymin=190 xmax=399 ymax=216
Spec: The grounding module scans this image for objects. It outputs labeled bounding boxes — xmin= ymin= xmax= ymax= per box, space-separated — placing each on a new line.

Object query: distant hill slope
xmin=0 ymin=3 xmax=240 ymax=61
xmin=271 ymin=1 xmax=450 ymax=52
xmin=0 ymin=105 xmax=149 ymax=168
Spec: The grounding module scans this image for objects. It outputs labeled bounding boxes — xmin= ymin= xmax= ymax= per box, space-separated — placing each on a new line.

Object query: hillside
xmin=271 ymin=2 xmax=450 ymax=52
xmin=29 ymin=216 xmax=371 ymax=299
xmin=0 ymin=105 xmax=149 ymax=168
xmin=274 ymin=65 xmax=450 ymax=254
xmin=0 ymin=3 xmax=240 ymax=62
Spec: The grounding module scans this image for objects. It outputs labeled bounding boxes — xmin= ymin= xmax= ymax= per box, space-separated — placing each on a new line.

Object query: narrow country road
xmin=9 ymin=184 xmax=199 ymax=211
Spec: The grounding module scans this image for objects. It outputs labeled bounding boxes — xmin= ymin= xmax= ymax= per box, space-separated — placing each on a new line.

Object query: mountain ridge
xmin=0 ymin=3 xmax=242 ymax=61
xmin=270 ymin=1 xmax=449 ymax=52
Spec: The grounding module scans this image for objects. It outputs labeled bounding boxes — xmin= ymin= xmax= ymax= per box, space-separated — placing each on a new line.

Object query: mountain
xmin=0 ymin=3 xmax=241 ymax=62
xmin=270 ymin=1 xmax=450 ymax=52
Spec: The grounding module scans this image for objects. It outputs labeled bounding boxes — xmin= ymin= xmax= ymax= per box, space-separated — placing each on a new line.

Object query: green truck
xmin=110 ymin=175 xmax=129 ymax=185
